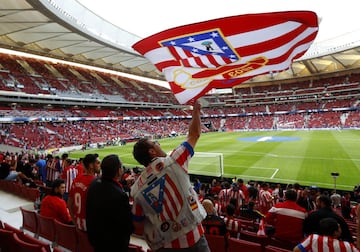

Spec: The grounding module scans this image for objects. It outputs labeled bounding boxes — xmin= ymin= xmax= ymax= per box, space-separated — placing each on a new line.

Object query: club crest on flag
xmin=160 ymin=29 xmax=240 ymax=69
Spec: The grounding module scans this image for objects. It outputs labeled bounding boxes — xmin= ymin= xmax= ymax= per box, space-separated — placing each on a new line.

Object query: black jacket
xmin=303 ymin=207 xmax=354 ymax=243
xmin=86 ymin=176 xmax=134 ymax=252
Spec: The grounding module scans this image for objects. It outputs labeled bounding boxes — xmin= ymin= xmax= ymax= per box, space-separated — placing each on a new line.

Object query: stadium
xmin=0 ymin=0 xmax=359 ymax=251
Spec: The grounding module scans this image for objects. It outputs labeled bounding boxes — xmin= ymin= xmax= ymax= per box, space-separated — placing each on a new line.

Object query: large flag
xmin=133 ymin=11 xmax=319 ymax=104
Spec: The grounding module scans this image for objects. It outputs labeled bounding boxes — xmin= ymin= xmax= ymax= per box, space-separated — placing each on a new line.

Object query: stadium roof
xmin=1 ymin=0 xmax=360 ymax=85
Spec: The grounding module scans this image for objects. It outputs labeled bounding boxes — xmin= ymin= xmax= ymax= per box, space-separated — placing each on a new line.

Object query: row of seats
xmin=0 ymin=220 xmax=61 ymax=252
xmin=205 ymin=233 xmax=292 ymax=252
xmin=18 ymin=207 xmax=145 ymax=252
xmin=0 ymin=180 xmax=40 ymax=202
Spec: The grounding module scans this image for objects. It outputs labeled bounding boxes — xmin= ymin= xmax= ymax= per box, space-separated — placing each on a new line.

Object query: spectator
xmin=40 ymin=179 xmax=72 ymax=224
xmin=297 ymin=188 xmax=317 ymax=212
xmin=35 ymin=154 xmax=46 ymax=184
xmin=67 ymin=154 xmax=100 ymax=231
xmin=0 ymin=155 xmax=32 ymax=182
xmin=259 ymin=182 xmax=274 ymax=215
xmin=341 ymin=192 xmax=352 ymax=219
xmin=86 ymin=154 xmax=133 ymax=252
xmin=240 ymin=201 xmax=264 ymax=221
xmin=330 ymin=190 xmax=341 ymax=208
xmin=193 ymin=178 xmax=201 ymax=194
xmin=294 ymin=217 xmax=358 ymax=252
xmin=218 ymin=181 xmax=231 ymax=213
xmin=201 ymin=199 xmax=228 ymax=236
xmin=303 ymin=195 xmax=354 ymax=243
xmin=227 ymin=183 xmax=245 ymax=215
xmin=45 ymin=154 xmax=56 ymax=187
xmin=237 ymin=178 xmax=249 ymax=203
xmin=223 ymin=203 xmax=241 ymax=237
xmin=60 ymin=158 xmax=77 ymax=201
xmin=265 ymin=189 xmax=307 ymax=244
xmin=247 ymin=181 xmax=258 ymax=202
xmin=131 ymin=101 xmax=210 ymax=251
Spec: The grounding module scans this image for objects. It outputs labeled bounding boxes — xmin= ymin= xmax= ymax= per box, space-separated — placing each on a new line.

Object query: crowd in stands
xmin=0 ymin=52 xmax=359 ymax=110
xmin=0 ymin=52 xmax=178 ymax=104
xmin=0 ymin=106 xmax=359 ymax=150
xmin=1 ymin=149 xmax=360 ymax=251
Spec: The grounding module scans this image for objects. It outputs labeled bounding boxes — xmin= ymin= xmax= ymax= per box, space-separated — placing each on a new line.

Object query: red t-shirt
xmin=69 ymin=174 xmax=96 ymax=231
xmin=40 ymin=195 xmax=72 ymax=224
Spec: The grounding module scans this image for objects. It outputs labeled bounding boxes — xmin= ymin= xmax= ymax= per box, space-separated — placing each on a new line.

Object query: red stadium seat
xmin=0 ymin=228 xmax=17 ymax=251
xmin=265 ymin=245 xmax=293 ymax=252
xmin=13 ymin=232 xmax=47 ymax=252
xmin=36 ymin=213 xmax=56 ymax=245
xmin=239 ymin=230 xmax=270 ymax=247
xmin=228 ymin=237 xmax=262 ymax=252
xmin=205 ymin=233 xmax=227 ymax=252
xmin=20 ymin=207 xmax=38 ymax=238
xmin=76 ymin=228 xmax=94 ymax=252
xmin=27 ymin=188 xmax=41 ymax=202
xmin=3 ymin=222 xmax=23 ymax=234
xmin=268 ymin=237 xmax=297 ymax=250
xmin=128 ymin=243 xmax=145 ymax=252
xmin=53 ymin=219 xmax=77 ymax=252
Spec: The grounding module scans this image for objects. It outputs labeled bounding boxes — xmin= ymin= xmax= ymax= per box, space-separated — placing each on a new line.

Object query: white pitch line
xmin=270 ymin=168 xmax=279 ymax=179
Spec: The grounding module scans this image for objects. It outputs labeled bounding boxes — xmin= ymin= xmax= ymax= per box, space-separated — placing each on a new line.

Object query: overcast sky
xmin=78 ymin=0 xmax=359 ymax=43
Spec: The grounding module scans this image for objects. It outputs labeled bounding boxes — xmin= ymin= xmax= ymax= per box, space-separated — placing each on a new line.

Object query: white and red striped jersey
xmin=259 ymin=189 xmax=273 ymax=215
xmin=132 ymin=142 xmax=205 ymax=249
xmin=227 ymin=188 xmax=245 ymax=209
xmin=297 ymin=234 xmax=358 ymax=252
xmin=46 ymin=159 xmax=57 ymax=182
xmin=218 ymin=188 xmax=231 ymax=212
xmin=223 ymin=216 xmax=241 ymax=235
xmin=62 ymin=165 xmax=78 ymax=193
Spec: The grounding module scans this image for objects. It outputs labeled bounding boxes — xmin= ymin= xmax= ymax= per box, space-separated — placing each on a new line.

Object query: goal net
xmin=188 ymin=152 xmax=224 ymax=177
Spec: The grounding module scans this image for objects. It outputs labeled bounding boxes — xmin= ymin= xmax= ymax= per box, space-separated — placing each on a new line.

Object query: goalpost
xmin=188 ymin=152 xmax=224 ymax=177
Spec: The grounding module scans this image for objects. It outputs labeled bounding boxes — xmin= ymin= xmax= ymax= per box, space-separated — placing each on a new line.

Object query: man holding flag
xmin=131 ymin=101 xmax=210 ymax=251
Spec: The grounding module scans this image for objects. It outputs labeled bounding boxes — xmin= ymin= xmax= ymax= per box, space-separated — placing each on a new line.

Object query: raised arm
xmin=186 ymin=101 xmax=202 ymax=149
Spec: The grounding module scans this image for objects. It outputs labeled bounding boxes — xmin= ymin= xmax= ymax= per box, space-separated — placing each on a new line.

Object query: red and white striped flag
xmin=133 ymin=11 xmax=318 ymax=104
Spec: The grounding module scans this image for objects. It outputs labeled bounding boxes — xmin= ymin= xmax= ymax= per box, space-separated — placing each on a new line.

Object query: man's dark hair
xmin=133 ymin=138 xmax=153 ymax=166
xmin=248 ymin=201 xmax=255 ymax=209
xmin=83 ymin=154 xmax=98 ymax=170
xmin=285 ymin=189 xmax=297 ymax=201
xmin=51 ymin=179 xmax=65 ymax=194
xmin=226 ymin=203 xmax=236 ymax=216
xmin=319 ymin=217 xmax=339 ymax=236
xmin=318 ymin=194 xmax=332 ymax=208
xmin=237 ymin=178 xmax=244 ymax=184
xmin=61 ymin=153 xmax=69 ymax=159
xmin=101 ymin=154 xmax=122 ymax=178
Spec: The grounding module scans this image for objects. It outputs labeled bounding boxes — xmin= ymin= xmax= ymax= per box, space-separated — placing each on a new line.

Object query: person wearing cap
xmin=67 ymin=154 xmax=100 ymax=231
xmin=86 ymin=154 xmax=133 ymax=252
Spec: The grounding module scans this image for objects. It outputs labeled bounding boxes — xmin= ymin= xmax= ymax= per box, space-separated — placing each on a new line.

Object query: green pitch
xmin=69 ymin=130 xmax=360 ymax=191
